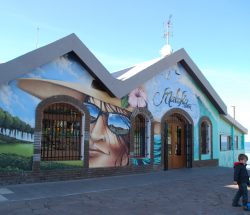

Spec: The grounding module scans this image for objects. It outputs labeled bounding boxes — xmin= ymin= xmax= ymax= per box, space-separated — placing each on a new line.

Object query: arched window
xmin=200 ymin=119 xmax=212 ymax=155
xmin=41 ymin=103 xmax=83 ymax=161
xmin=133 ymin=114 xmax=149 ymax=158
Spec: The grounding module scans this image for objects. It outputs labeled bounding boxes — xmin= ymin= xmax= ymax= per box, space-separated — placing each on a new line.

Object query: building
xmin=0 ymin=34 xmax=247 ymax=183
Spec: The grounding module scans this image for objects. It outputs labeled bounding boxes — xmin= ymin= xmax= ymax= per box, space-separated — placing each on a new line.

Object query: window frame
xmin=234 ymin=135 xmax=239 ymax=150
xmin=133 ymin=114 xmax=148 ymax=158
xmin=41 ymin=102 xmax=83 ymax=161
xmin=130 ymin=108 xmax=154 ymax=164
xmin=199 ymin=117 xmax=212 ymax=159
xmin=220 ymin=134 xmax=232 ymax=151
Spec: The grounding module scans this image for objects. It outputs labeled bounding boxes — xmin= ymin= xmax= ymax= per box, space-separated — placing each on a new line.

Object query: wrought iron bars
xmin=41 ymin=103 xmax=82 ymax=161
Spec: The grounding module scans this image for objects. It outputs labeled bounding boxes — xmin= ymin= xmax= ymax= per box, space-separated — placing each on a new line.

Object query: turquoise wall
xmin=141 ymin=63 xmax=245 ymax=167
xmin=195 ymin=97 xmax=219 ymax=161
xmin=218 ymin=118 xmax=245 ymax=167
xmin=177 ymin=64 xmax=221 ymax=161
xmin=177 ymin=65 xmax=245 ymax=167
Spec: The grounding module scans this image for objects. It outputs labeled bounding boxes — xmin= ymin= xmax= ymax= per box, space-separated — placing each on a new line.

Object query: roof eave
xmin=0 ymin=33 xmax=117 ymax=97
xmin=0 ymin=34 xmax=229 ymax=115
xmin=221 ymin=114 xmax=248 ymax=134
xmin=115 ymin=49 xmax=227 ymax=115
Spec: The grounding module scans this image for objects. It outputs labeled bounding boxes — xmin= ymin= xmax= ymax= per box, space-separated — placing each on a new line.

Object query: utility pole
xmin=231 ymin=106 xmax=236 ymax=120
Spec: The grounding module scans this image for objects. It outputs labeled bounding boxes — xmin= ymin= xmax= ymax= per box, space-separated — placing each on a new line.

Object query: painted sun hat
xmin=17 ymin=78 xmax=130 ymax=110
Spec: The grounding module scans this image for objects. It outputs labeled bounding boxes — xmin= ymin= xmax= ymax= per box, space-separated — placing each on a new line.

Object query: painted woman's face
xmin=84 ymin=98 xmax=130 ymax=168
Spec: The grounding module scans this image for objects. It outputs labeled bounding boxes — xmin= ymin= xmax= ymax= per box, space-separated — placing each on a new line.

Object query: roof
xmin=0 ymin=34 xmax=227 ymax=112
xmin=0 ymin=33 xmax=247 ymax=133
xmin=221 ymin=114 xmax=248 ymax=134
xmin=112 ymin=66 xmax=134 ymax=78
xmin=114 ymin=57 xmax=163 ymax=81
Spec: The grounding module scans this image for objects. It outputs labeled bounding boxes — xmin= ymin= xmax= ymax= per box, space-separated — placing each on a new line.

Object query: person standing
xmin=232 ymin=154 xmax=250 ymax=211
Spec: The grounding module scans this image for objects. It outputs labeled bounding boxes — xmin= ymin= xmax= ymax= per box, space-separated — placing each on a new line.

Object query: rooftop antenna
xmin=160 ymin=15 xmax=173 ymax=56
xmin=164 ymin=15 xmax=172 ymax=46
xmin=36 ymin=27 xmax=40 ymax=49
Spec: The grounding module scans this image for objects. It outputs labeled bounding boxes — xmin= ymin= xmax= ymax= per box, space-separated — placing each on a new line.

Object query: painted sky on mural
xmin=0 ymin=55 xmax=90 ymax=128
xmin=0 ymin=1 xmax=249 ymax=140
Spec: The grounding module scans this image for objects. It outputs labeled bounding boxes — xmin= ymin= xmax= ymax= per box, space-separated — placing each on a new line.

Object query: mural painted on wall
xmin=84 ymin=96 xmax=131 ymax=167
xmin=0 ymin=53 xmax=138 ymax=170
xmin=1 ymin=52 xmax=238 ymax=170
xmin=0 ymin=54 xmax=95 ymax=171
xmin=0 ymin=80 xmax=36 ymax=172
xmin=144 ymin=65 xmax=200 ymax=124
xmin=121 ymin=64 xmax=201 ymax=166
xmin=121 ymin=87 xmax=161 ymax=165
xmin=0 ymin=107 xmax=34 ymax=172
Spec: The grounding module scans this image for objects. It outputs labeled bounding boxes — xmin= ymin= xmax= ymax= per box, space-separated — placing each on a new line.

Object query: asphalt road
xmin=0 ymin=167 xmax=249 ymax=215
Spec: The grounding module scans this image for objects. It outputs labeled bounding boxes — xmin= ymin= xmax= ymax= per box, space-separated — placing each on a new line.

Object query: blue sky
xmin=0 ymin=0 xmax=250 ymax=140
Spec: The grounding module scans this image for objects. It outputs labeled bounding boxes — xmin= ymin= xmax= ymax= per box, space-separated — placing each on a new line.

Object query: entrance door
xmin=167 ymin=122 xmax=186 ymax=169
xmin=163 ymin=112 xmax=192 ymax=170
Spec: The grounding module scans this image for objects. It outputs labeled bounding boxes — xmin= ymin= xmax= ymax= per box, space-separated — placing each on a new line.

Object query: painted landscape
xmin=0 ymin=108 xmax=34 ymax=172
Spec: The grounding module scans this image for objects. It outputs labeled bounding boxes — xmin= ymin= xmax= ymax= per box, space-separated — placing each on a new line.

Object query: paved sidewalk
xmin=0 ymin=167 xmax=248 ymax=215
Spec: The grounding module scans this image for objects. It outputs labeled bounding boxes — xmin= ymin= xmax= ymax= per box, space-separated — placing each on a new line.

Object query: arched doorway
xmin=161 ymin=109 xmax=193 ymax=170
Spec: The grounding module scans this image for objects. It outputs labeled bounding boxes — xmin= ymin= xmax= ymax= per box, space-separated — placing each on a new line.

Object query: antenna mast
xmin=160 ymin=15 xmax=173 ymax=56
xmin=36 ymin=27 xmax=40 ymax=49
xmin=164 ymin=15 xmax=172 ymax=45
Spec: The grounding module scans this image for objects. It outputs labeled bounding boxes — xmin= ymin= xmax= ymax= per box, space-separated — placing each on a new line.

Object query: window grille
xmin=41 ymin=103 xmax=82 ymax=161
xmin=201 ymin=121 xmax=210 ymax=154
xmin=134 ymin=114 xmax=146 ymax=157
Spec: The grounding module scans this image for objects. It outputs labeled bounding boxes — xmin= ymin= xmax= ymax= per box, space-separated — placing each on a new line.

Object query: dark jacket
xmin=234 ymin=162 xmax=250 ymax=185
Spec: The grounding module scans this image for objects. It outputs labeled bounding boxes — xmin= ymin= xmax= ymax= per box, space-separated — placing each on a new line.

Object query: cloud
xmin=54 ymin=56 xmax=71 ymax=71
xmin=26 ymin=69 xmax=43 ymax=78
xmin=54 ymin=55 xmax=79 ymax=78
xmin=0 ymin=84 xmax=14 ymax=111
xmin=53 ymin=55 xmax=94 ymax=87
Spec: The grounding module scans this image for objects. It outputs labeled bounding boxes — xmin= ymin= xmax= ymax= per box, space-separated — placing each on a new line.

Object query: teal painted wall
xmin=218 ymin=118 xmax=245 ymax=167
xmin=140 ymin=63 xmax=245 ymax=167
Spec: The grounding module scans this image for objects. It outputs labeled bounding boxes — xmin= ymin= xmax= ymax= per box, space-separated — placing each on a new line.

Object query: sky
xmin=0 ymin=0 xmax=250 ymax=140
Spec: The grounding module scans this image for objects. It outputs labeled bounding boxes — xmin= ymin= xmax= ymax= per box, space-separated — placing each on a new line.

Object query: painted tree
xmin=0 ymin=108 xmax=34 ymax=140
xmin=0 ymin=108 xmax=5 ymax=133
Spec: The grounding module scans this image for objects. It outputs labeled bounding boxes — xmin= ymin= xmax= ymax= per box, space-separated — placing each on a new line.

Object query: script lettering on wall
xmin=153 ymin=87 xmax=192 ymax=110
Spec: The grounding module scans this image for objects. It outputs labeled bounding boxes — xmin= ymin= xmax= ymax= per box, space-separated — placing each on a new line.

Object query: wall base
xmin=0 ymin=165 xmax=162 ymax=186
xmin=193 ymin=159 xmax=218 ymax=167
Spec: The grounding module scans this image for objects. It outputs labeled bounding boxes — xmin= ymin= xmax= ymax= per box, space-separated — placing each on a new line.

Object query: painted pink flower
xmin=128 ymin=87 xmax=147 ymax=108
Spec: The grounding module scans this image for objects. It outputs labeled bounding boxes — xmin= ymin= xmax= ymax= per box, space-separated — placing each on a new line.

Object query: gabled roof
xmin=0 ymin=33 xmax=227 ymax=115
xmin=0 ymin=33 xmax=118 ymax=97
xmin=1 ymin=33 xmax=247 ymax=133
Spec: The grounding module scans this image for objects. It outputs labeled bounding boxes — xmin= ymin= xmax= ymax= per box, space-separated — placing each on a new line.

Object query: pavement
xmin=0 ymin=167 xmax=249 ymax=215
